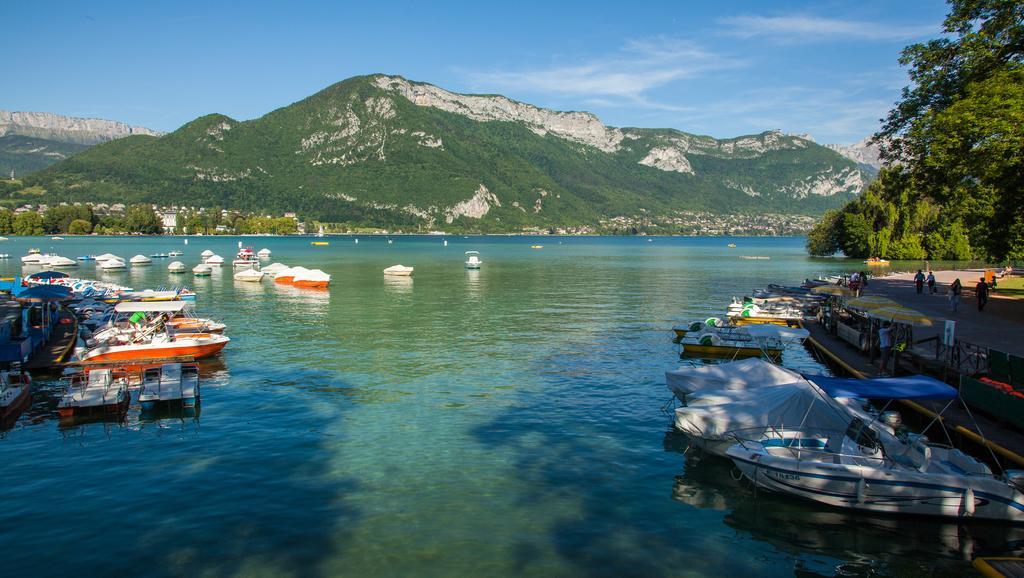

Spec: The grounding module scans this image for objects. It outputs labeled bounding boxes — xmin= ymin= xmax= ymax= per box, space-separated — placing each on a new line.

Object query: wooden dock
xmin=25 ymin=307 xmax=77 ymax=372
xmin=803 ymin=320 xmax=1024 ymax=468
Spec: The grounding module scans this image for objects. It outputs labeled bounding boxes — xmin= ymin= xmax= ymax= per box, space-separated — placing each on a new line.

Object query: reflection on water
xmin=383 ymin=275 xmax=413 ymax=295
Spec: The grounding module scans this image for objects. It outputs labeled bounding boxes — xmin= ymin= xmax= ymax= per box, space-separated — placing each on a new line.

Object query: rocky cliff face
xmin=826 ymin=136 xmax=883 ymax=170
xmin=0 ymin=110 xmax=162 ymax=145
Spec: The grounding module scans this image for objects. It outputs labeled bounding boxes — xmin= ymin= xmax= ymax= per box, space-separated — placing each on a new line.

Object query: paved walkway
xmin=865 ymin=271 xmax=1024 ymax=357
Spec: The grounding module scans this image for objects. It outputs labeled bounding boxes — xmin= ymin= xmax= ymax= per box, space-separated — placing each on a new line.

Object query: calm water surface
xmin=0 ymin=235 xmax=1019 ymax=577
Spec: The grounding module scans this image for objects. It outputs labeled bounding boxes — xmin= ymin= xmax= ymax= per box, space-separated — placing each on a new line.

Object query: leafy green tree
xmin=13 ymin=212 xmax=44 ymax=236
xmin=67 ymin=218 xmax=92 ymax=235
xmin=124 ymin=204 xmax=162 ymax=234
xmin=0 ymin=209 xmax=13 ymax=234
xmin=806 ymin=210 xmax=841 ymax=256
xmin=839 ymin=213 xmax=872 ymax=258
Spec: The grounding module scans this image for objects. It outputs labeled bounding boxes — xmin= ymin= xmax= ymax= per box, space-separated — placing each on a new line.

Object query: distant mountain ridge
xmin=0 ymin=110 xmax=162 ymax=145
xmin=0 ymin=110 xmax=162 ymax=177
xmin=825 ymin=136 xmax=883 ymax=171
xmin=19 ymin=75 xmax=872 ymax=231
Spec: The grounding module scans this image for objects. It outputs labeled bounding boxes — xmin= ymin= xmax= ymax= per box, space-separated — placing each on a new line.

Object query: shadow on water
xmin=1 ymin=363 xmax=365 ymax=578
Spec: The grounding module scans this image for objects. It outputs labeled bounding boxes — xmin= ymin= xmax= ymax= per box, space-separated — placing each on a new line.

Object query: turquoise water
xmin=0 ymin=235 xmax=1018 ymax=577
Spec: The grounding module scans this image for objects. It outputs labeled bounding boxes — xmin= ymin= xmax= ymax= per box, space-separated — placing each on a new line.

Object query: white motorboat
xmin=205 ymin=254 xmax=224 ymax=266
xmin=139 ymin=363 xmax=200 ymax=411
xmin=200 ymin=249 xmax=214 ymax=259
xmin=232 ymin=244 xmax=259 ymax=269
xmin=47 ymin=256 xmax=78 ymax=268
xmin=168 ymin=250 xmax=183 ymax=257
xmin=725 ymin=374 xmax=1024 ymax=523
xmin=21 ymin=249 xmax=43 ymax=264
xmin=465 ymin=251 xmax=482 ymax=269
xmin=168 ymin=261 xmax=186 ymax=273
xmin=93 ymin=253 xmax=121 ymax=263
xmin=257 ymin=248 xmax=271 ymax=258
xmin=384 ymin=264 xmax=414 ymax=276
xmin=193 ymin=264 xmax=212 ymax=276
xmin=99 ymin=259 xmax=127 ymax=270
xmin=233 ymin=268 xmax=265 ymax=282
xmin=130 ymin=254 xmax=152 ymax=265
xmin=0 ymin=369 xmax=32 ymax=420
xmin=261 ymin=262 xmax=289 ymax=274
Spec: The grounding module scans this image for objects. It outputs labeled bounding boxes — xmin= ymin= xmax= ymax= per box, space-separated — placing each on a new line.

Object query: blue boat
xmin=77 ymin=255 xmax=96 ymax=261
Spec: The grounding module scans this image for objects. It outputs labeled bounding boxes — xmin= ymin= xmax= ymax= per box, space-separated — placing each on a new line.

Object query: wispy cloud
xmin=719 ymin=15 xmax=938 ymax=43
xmin=464 ymin=37 xmax=743 ymax=110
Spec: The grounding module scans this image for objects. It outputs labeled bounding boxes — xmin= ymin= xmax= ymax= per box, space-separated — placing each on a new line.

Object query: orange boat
xmin=80 ymin=302 xmax=230 ymax=364
xmin=273 ymin=266 xmax=307 ymax=284
xmin=291 ymin=268 xmax=331 ymax=288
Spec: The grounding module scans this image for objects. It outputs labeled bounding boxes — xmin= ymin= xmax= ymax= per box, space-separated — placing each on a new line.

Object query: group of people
xmin=914 ymin=269 xmax=991 ymax=312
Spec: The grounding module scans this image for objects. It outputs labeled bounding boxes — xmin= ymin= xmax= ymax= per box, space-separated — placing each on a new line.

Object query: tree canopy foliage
xmin=809 ymin=0 xmax=1024 ymax=261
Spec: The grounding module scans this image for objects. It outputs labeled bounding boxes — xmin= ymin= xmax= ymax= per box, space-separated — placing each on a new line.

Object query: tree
xmin=0 ymin=209 xmax=13 ymax=235
xmin=839 ymin=213 xmax=872 ymax=258
xmin=806 ymin=210 xmax=841 ymax=256
xmin=67 ymin=219 xmax=92 ymax=235
xmin=124 ymin=204 xmax=163 ymax=234
xmin=13 ymin=212 xmax=44 ymax=236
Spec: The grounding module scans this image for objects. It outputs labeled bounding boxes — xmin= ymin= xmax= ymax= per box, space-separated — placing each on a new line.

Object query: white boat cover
xmin=234 ymin=269 xmax=264 ymax=281
xmin=130 ymin=254 xmax=151 ymax=263
xmin=293 ymin=269 xmax=330 ymax=282
xmin=94 ymin=253 xmax=121 ymax=262
xmin=168 ymin=261 xmax=186 ymax=271
xmin=673 ymin=380 xmax=850 ymax=441
xmin=384 ymin=264 xmax=414 ymax=275
xmin=261 ymin=262 xmax=288 ymax=273
xmin=666 ymin=358 xmax=801 ymax=399
xmin=114 ymin=301 xmax=188 ymax=313
xmin=743 ymin=324 xmax=810 ymax=340
xmin=200 ymin=249 xmax=214 ymax=258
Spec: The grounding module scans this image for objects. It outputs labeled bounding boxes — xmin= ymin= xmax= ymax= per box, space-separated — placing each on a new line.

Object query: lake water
xmin=0 ymin=235 xmax=1018 ymax=577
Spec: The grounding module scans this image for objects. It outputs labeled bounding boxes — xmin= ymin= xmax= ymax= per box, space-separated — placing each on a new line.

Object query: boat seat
xmin=941 ymin=449 xmax=992 ymax=476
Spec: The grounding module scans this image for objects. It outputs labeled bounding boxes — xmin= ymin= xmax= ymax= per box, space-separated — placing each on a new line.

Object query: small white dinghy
xmin=130 ymin=254 xmax=152 ymax=265
xmin=465 ymin=251 xmax=482 ymax=269
xmin=257 ymin=248 xmax=271 ymax=258
xmin=384 ymin=264 xmax=414 ymax=276
xmin=234 ymin=268 xmax=265 ymax=282
xmin=205 ymin=254 xmax=224 ymax=266
xmin=168 ymin=261 xmax=187 ymax=273
xmin=193 ymin=264 xmax=212 ymax=276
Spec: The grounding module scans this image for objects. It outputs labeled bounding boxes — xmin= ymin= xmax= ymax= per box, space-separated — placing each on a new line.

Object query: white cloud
xmin=464 ymin=37 xmax=743 ymax=109
xmin=719 ymin=15 xmax=938 ymax=42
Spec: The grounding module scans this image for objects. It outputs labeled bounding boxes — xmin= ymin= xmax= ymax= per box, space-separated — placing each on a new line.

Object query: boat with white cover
xmin=261 ymin=262 xmax=289 ymax=274
xmin=383 ymin=264 xmax=414 ymax=276
xmin=94 ymin=253 xmax=122 ymax=263
xmin=46 ymin=256 xmax=78 ymax=268
xmin=204 ymin=254 xmax=224 ymax=266
xmin=200 ymin=249 xmax=214 ymax=259
xmin=257 ymin=248 xmax=271 ymax=258
xmin=130 ymin=254 xmax=152 ymax=265
xmin=193 ymin=264 xmax=212 ymax=276
xmin=725 ymin=374 xmax=1024 ymax=523
xmin=465 ymin=251 xmax=482 ymax=269
xmin=139 ymin=363 xmax=200 ymax=411
xmin=273 ymin=266 xmax=308 ymax=284
xmin=291 ymin=268 xmax=330 ymax=288
xmin=168 ymin=261 xmax=186 ymax=273
xmin=234 ymin=268 xmax=265 ymax=282
xmin=21 ymin=250 xmax=44 ymax=264
xmin=99 ymin=258 xmax=127 ymax=270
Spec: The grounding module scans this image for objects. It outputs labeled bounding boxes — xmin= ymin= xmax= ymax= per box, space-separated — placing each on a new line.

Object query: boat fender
xmin=961 ymin=487 xmax=975 ymax=517
xmin=917 ymin=444 xmax=932 ymax=473
xmin=856 ymin=478 xmax=867 ymax=504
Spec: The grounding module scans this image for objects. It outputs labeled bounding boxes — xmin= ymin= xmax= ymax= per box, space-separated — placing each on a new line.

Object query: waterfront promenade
xmin=868 ymin=270 xmax=1024 ymax=357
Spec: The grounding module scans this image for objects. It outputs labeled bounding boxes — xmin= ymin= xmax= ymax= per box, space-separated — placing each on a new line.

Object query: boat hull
xmin=275 ymin=275 xmax=295 ymax=284
xmin=82 ymin=339 xmax=228 ymax=364
xmin=292 ymin=279 xmax=329 ymax=288
xmin=681 ymin=344 xmax=782 ymax=359
xmin=727 ymin=447 xmax=1024 ymax=523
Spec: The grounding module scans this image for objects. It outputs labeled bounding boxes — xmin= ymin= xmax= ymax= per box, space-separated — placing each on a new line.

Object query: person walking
xmin=914 ymin=269 xmax=925 ymax=294
xmin=927 ymin=271 xmax=936 ymax=294
xmin=976 ymin=276 xmax=989 ymax=312
xmin=949 ymin=278 xmax=962 ymax=312
xmin=878 ymin=322 xmax=893 ymax=375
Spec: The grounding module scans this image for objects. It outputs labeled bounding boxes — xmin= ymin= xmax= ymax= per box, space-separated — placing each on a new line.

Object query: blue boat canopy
xmin=806 ymin=374 xmax=957 ymax=400
xmin=14 ymin=284 xmax=73 ymax=302
xmin=27 ymin=271 xmax=69 ymax=280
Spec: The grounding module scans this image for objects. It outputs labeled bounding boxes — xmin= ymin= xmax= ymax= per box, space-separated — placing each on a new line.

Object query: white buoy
xmin=856 ymin=478 xmax=867 ymax=504
xmin=962 ymin=487 xmax=976 ymax=517
xmin=184 ymin=239 xmax=189 ymax=245
xmin=355 ymin=238 xmax=359 ymax=244
xmin=443 ymin=239 xmax=448 ymax=247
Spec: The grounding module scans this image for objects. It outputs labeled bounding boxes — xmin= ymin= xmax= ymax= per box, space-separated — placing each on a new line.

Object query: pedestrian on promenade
xmin=976 ymin=276 xmax=989 ymax=312
xmin=949 ymin=278 xmax=962 ymax=312
xmin=914 ymin=269 xmax=925 ymax=294
xmin=860 ymin=271 xmax=869 ymax=290
xmin=878 ymin=322 xmax=893 ymax=375
xmin=927 ymin=271 xmax=936 ymax=293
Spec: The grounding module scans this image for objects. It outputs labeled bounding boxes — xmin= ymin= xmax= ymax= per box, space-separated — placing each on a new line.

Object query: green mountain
xmin=0 ymin=134 xmax=90 ymax=177
xmin=20 ymin=75 xmax=870 ymax=231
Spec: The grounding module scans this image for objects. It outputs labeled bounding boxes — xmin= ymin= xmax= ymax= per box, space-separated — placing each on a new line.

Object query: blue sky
xmin=3 ymin=0 xmax=949 ymax=144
